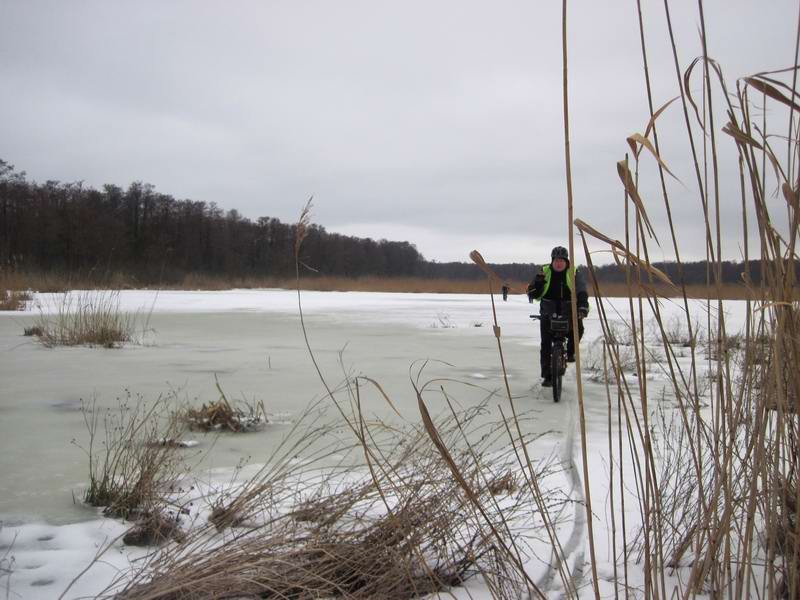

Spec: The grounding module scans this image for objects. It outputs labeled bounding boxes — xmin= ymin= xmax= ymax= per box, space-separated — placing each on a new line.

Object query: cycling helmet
xmin=551 ymin=246 xmax=569 ymax=261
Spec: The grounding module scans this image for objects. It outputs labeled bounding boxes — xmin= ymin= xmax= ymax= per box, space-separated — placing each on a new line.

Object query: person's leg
xmin=540 ymin=318 xmax=552 ymax=379
xmin=567 ymin=319 xmax=584 ymax=361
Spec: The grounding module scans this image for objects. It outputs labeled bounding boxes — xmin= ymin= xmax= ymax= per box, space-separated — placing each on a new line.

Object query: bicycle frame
xmin=531 ymin=313 xmax=571 ymax=403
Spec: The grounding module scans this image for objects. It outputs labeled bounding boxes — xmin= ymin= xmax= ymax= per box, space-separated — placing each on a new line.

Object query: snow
xmin=6 ymin=287 xmax=752 ymax=340
xmin=0 ymin=289 xmax=747 ymax=598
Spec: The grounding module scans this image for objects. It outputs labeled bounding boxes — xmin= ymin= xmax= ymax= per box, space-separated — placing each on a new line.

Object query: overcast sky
xmin=1 ymin=1 xmax=796 ymax=264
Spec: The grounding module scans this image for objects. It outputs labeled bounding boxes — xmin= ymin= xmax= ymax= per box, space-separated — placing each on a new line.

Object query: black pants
xmin=540 ymin=317 xmax=584 ymax=378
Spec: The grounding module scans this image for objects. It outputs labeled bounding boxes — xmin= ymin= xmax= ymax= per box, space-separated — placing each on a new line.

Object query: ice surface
xmin=0 ymin=289 xmax=746 ymax=598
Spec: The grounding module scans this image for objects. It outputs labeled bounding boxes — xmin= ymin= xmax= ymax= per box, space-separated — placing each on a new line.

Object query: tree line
xmin=1 ymin=159 xmax=787 ymax=286
xmin=0 ymin=160 xmax=424 ymax=282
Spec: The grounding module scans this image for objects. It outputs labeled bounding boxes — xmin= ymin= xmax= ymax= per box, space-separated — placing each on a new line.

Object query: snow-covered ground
xmin=0 ymin=290 xmax=746 ymax=598
xmin=19 ymin=287 xmax=749 ymax=335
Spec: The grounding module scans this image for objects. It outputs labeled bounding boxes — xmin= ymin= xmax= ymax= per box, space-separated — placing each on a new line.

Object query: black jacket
xmin=527 ymin=266 xmax=589 ymax=316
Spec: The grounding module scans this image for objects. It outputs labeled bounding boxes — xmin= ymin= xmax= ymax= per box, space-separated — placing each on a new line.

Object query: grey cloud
xmin=0 ymin=1 xmax=795 ymax=263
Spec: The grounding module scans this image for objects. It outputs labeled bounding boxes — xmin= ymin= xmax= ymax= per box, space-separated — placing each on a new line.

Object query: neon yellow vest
xmin=537 ymin=265 xmax=574 ymax=300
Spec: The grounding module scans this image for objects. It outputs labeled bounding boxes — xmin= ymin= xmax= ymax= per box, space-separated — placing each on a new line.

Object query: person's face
xmin=552 ymin=257 xmax=567 ymax=272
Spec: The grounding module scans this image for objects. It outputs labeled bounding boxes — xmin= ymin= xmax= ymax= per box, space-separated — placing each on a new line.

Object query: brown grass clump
xmin=487 ymin=471 xmax=518 ymax=496
xmin=123 ymin=511 xmax=185 ymax=547
xmin=76 ymin=394 xmax=188 ymax=519
xmin=207 ymin=503 xmax=246 ymax=531
xmin=0 ymin=267 xmax=33 ymax=310
xmin=0 ymin=289 xmax=31 ymax=310
xmin=182 ymin=400 xmax=265 ymax=432
xmin=181 ymin=379 xmax=266 ymax=433
xmin=32 ymin=290 xmax=137 ymax=348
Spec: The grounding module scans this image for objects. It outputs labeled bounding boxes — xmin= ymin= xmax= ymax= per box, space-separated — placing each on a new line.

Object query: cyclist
xmin=527 ymin=246 xmax=589 ymax=387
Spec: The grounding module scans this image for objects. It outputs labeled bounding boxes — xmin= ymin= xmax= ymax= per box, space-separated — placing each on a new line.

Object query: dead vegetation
xmin=84 ymin=213 xmax=565 ymax=596
xmin=101 ymin=395 xmax=561 ymax=600
xmin=595 ymin=280 xmax=793 ymax=301
xmin=0 ymin=267 xmax=32 ymax=310
xmin=660 ymin=313 xmax=698 ymax=348
xmin=569 ymin=14 xmax=800 ymax=596
xmin=0 ymin=526 xmax=13 ymax=596
xmin=61 ymin=16 xmax=800 ymax=597
xmin=75 ymin=394 xmax=190 ymax=520
xmin=122 ymin=512 xmax=185 ymax=547
xmin=180 ymin=378 xmax=267 ymax=432
xmin=31 ymin=290 xmax=138 ymax=348
xmin=0 ymin=289 xmax=31 ymax=311
xmin=3 ymin=268 xmax=782 ymax=299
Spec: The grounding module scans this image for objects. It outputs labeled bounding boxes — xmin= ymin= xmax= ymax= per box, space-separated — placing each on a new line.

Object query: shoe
xmin=542 ymin=377 xmax=553 ymax=387
xmin=567 ymin=354 xmax=575 ymax=363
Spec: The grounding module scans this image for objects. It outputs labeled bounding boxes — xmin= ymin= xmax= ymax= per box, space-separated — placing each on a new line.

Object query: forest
xmin=0 ymin=160 xmax=787 ymax=287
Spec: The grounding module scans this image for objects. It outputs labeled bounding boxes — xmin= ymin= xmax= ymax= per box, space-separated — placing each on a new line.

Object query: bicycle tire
xmin=551 ymin=343 xmax=562 ymax=403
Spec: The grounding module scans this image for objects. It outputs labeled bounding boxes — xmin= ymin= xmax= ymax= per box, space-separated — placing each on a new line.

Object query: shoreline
xmin=2 ymin=273 xmax=785 ymax=301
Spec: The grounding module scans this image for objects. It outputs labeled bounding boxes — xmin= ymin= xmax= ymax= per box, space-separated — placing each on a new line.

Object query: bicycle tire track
xmin=535 ymin=379 xmax=588 ymax=598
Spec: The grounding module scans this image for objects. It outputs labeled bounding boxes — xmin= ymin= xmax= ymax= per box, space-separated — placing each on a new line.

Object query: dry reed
xmin=565 ymin=6 xmax=800 ymax=597
xmin=95 ymin=203 xmax=566 ymax=599
xmin=414 ymin=4 xmax=800 ymax=599
xmin=102 ymin=395 xmax=561 ymax=600
xmin=5 ymin=267 xmax=781 ymax=299
xmin=76 ymin=394 xmax=189 ymax=520
xmin=0 ymin=289 xmax=30 ymax=311
xmin=63 ymin=13 xmax=800 ymax=595
xmin=180 ymin=377 xmax=266 ymax=433
xmin=32 ymin=290 xmax=138 ymax=348
xmin=0 ymin=527 xmax=13 ymax=598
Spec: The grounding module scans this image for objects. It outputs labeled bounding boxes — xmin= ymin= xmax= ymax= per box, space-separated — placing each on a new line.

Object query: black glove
xmin=528 ymin=273 xmax=545 ymax=304
xmin=578 ymin=306 xmax=589 ymax=319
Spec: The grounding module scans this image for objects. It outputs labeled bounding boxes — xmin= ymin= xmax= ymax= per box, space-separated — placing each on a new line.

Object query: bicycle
xmin=530 ymin=313 xmax=571 ymax=403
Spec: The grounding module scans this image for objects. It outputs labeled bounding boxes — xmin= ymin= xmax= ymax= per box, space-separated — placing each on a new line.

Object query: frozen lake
xmin=0 ymin=289 xmax=749 ymax=598
xmin=1 ymin=289 xmax=606 ymax=525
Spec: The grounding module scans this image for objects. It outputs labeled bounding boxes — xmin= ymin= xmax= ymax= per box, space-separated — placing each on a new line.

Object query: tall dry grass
xmin=564 ymin=2 xmax=800 ymax=597
xmin=0 ymin=527 xmax=13 ymax=597
xmin=596 ymin=280 xmax=795 ymax=301
xmin=98 ymin=394 xmax=562 ymax=599
xmin=0 ymin=267 xmax=32 ymax=310
xmin=76 ymin=394 xmax=188 ymax=520
xmin=0 ymin=289 xmax=30 ymax=310
xmin=0 ymin=269 xmax=138 ymax=293
xmin=31 ymin=290 xmax=138 ymax=348
xmin=4 ymin=268 xmax=776 ymax=298
xmin=409 ymin=3 xmax=800 ymax=600
xmin=57 ymin=4 xmax=800 ymax=598
xmin=74 ymin=204 xmax=565 ymax=599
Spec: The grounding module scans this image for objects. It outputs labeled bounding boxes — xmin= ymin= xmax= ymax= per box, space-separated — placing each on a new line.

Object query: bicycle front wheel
xmin=551 ymin=344 xmax=562 ymax=403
